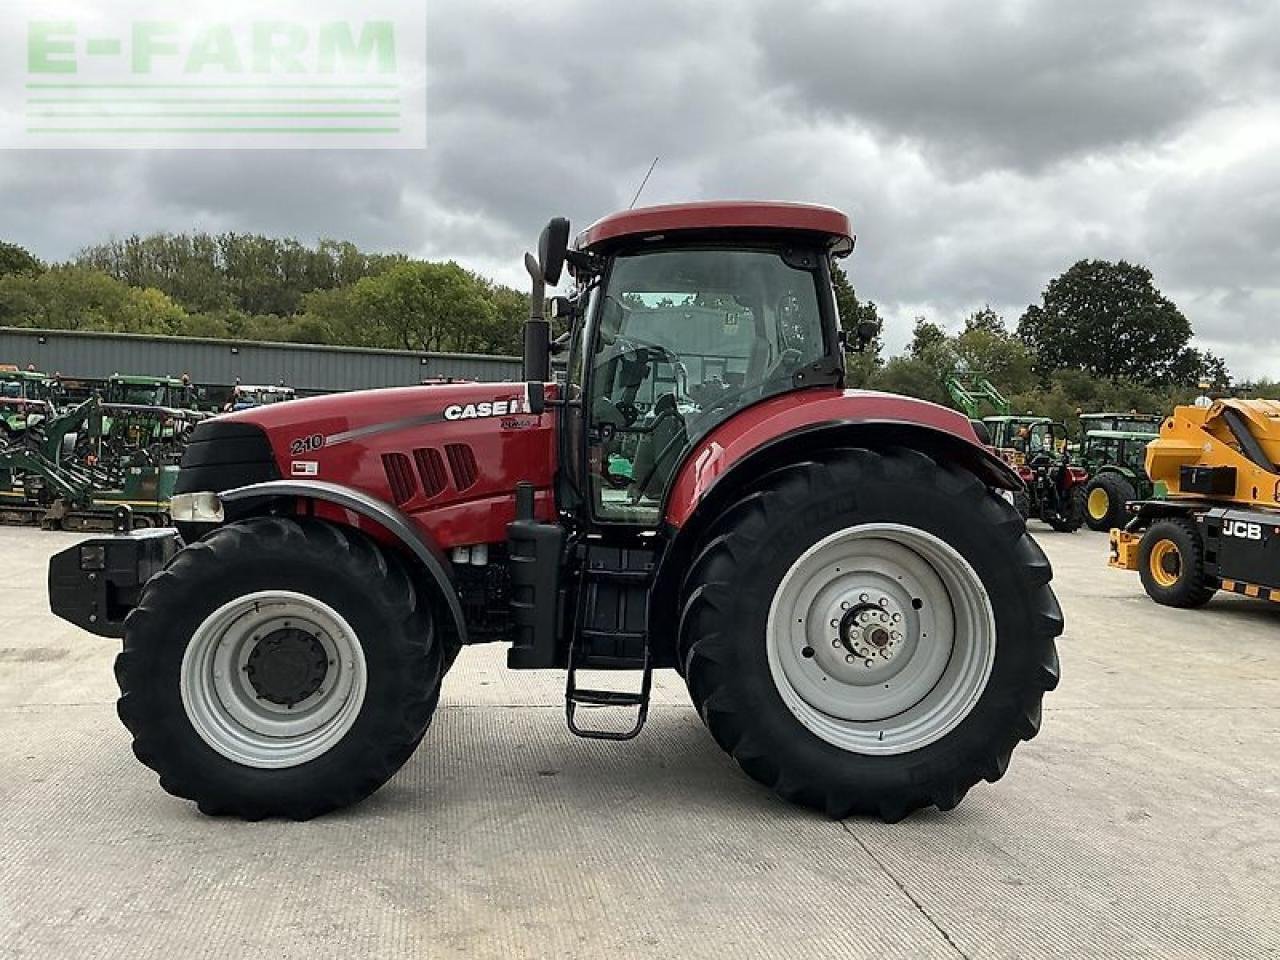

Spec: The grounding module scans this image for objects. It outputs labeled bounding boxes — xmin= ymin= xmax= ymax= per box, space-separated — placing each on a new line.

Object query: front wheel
xmin=116 ymin=517 xmax=442 ymax=819
xmin=679 ymin=447 xmax=1063 ymax=821
xmin=1046 ymin=485 xmax=1086 ymax=532
xmin=1138 ymin=518 xmax=1216 ymax=608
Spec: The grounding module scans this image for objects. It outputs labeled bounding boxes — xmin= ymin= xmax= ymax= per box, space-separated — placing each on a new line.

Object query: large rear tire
xmin=678 ymin=447 xmax=1063 ymax=821
xmin=1137 ymin=518 xmax=1216 ymax=608
xmin=1084 ymin=474 xmax=1135 ymax=531
xmin=116 ymin=517 xmax=442 ymax=819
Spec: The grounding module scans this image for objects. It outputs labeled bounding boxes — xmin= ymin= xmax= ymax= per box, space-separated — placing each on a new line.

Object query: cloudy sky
xmin=3 ymin=0 xmax=1279 ymax=377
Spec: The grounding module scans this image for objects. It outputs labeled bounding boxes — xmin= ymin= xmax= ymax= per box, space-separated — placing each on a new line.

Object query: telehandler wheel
xmin=1084 ymin=474 xmax=1135 ymax=532
xmin=1137 ymin=518 xmax=1217 ymax=608
xmin=1046 ymin=485 xmax=1086 ymax=533
xmin=678 ymin=447 xmax=1062 ymax=822
xmin=116 ymin=517 xmax=443 ymax=820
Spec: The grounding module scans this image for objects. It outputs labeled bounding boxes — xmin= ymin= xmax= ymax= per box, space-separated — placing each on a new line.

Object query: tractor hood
xmin=205 ymin=381 xmax=556 ymax=549
xmin=219 ymin=381 xmax=537 ymax=441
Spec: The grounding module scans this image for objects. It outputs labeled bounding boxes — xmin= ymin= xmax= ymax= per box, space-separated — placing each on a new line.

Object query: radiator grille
xmin=413 ymin=447 xmax=448 ymax=498
xmin=444 ymin=443 xmax=478 ymax=491
xmin=381 ymin=452 xmax=416 ymax=505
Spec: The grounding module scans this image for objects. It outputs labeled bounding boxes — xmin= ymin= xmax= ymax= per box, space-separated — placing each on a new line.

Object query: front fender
xmin=220 ymin=479 xmax=467 ymax=644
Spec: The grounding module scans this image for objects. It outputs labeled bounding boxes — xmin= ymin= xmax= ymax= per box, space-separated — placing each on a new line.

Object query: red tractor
xmin=49 ymin=202 xmax=1062 ymax=821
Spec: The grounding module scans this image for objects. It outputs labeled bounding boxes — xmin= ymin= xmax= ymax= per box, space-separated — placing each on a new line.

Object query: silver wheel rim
xmin=766 ymin=524 xmax=995 ymax=756
xmin=180 ymin=590 xmax=368 ymax=769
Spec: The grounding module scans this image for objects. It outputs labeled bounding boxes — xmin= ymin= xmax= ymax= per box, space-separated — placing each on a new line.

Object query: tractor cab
xmin=540 ymin=207 xmax=858 ymax=527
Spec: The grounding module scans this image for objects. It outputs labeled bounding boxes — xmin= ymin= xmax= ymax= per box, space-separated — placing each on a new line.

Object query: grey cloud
xmin=0 ymin=0 xmax=1278 ymax=376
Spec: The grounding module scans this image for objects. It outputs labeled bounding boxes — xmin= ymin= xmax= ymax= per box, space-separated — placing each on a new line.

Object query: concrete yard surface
xmin=1 ymin=525 xmax=1278 ymax=959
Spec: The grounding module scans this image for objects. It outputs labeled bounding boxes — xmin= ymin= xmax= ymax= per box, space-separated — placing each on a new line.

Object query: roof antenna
xmin=629 ymin=156 xmax=660 ymax=209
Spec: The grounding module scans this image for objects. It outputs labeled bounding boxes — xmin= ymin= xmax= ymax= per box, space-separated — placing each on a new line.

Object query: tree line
xmin=0 ymin=234 xmax=1241 ymax=425
xmin=840 ymin=259 xmax=1235 ymax=432
xmin=0 ymin=234 xmax=531 ymax=356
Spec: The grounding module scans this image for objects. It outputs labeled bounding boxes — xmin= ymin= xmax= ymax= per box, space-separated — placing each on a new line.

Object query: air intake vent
xmin=413 ymin=447 xmax=448 ymax=498
xmin=444 ymin=443 xmax=478 ymax=491
xmin=381 ymin=452 xmax=416 ymax=505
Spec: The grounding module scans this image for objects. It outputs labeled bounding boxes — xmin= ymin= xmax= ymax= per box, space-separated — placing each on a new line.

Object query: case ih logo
xmin=443 ymin=398 xmax=528 ymax=422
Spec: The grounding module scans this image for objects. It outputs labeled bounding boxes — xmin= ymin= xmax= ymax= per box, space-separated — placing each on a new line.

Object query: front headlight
xmin=169 ymin=491 xmax=224 ymax=524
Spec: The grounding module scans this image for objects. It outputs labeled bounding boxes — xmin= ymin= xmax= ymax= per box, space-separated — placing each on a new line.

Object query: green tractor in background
xmin=0 ymin=368 xmax=61 ymax=439
xmin=100 ymin=373 xmax=209 ymax=443
xmin=981 ymin=415 xmax=1055 ymax=466
xmin=1076 ymin=413 xmax=1163 ymax=531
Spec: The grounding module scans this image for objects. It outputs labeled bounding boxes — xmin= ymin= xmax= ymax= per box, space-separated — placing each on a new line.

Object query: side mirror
xmin=538 ymin=217 xmax=571 ymax=285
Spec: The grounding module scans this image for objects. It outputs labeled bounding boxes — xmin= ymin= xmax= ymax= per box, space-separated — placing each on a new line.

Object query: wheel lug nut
xmin=845 ymin=654 xmax=854 ymax=663
xmin=830 ymin=619 xmax=838 ymax=628
xmin=859 ymin=593 xmax=868 ymax=603
xmin=841 ymin=601 xmax=850 ymax=610
xmin=865 ymin=659 xmax=874 ymax=668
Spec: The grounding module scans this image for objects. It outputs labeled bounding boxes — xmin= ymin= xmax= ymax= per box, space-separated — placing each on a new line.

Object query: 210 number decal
xmin=289 ymin=433 xmax=325 ymax=455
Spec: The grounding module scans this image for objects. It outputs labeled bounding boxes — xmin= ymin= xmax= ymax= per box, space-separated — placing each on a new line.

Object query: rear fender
xmin=220 ymin=479 xmax=467 ymax=644
xmin=650 ymin=414 xmax=1020 ymax=668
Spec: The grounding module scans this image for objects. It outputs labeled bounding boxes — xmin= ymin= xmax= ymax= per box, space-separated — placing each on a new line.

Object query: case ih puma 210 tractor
xmin=49 ymin=202 xmax=1062 ymax=822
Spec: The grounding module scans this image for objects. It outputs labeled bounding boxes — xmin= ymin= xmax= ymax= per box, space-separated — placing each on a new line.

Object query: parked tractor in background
xmin=1111 ymin=398 xmax=1280 ymax=608
xmin=1010 ymin=420 xmax=1088 ymax=531
xmin=1078 ymin=424 xmax=1160 ymax=531
xmin=945 ymin=372 xmax=1010 ymax=419
xmin=224 ymin=383 xmax=297 ymax=412
xmin=982 ymin=415 xmax=1053 ymax=467
xmin=0 ymin=368 xmax=60 ymax=439
xmin=49 ymin=201 xmax=1062 ymax=824
xmin=1078 ymin=412 xmax=1163 ymax=436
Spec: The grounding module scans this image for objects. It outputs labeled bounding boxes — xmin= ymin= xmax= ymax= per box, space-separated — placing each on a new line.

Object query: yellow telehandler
xmin=1110 ymin=398 xmax=1280 ymax=607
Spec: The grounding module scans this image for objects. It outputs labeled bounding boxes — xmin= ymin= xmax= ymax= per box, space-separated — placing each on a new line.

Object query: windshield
xmin=586 ymin=246 xmax=827 ymax=523
xmin=109 ymin=382 xmax=167 ymax=406
xmin=0 ymin=380 xmax=21 ymax=399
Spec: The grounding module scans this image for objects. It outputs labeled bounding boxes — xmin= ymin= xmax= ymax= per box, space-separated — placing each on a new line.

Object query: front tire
xmin=1047 ymin=485 xmax=1086 ymax=532
xmin=678 ymin=447 xmax=1063 ymax=821
xmin=116 ymin=517 xmax=442 ymax=819
xmin=1138 ymin=518 xmax=1216 ymax=608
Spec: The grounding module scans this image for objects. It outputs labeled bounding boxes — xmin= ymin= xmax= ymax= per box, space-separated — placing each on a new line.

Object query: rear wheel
xmin=116 ymin=517 xmax=442 ymax=819
xmin=1085 ymin=474 xmax=1135 ymax=531
xmin=679 ymin=447 xmax=1063 ymax=821
xmin=1046 ymin=484 xmax=1086 ymax=532
xmin=1138 ymin=518 xmax=1216 ymax=608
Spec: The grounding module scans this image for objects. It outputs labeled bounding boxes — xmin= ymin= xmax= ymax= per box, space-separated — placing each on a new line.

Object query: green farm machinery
xmin=0 ymin=368 xmax=61 ymax=440
xmin=1077 ymin=413 xmax=1164 ymax=531
xmin=0 ymin=396 xmax=190 ymax=530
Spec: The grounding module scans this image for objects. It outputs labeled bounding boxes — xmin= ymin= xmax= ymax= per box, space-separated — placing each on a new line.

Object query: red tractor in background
xmin=49 ymin=202 xmax=1062 ymax=822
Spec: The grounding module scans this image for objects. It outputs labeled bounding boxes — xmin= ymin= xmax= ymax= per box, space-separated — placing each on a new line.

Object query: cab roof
xmin=577 ymin=201 xmax=853 ymax=255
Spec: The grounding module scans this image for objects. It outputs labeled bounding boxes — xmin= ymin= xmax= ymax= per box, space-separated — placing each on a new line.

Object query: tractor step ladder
xmin=564 ymin=547 xmax=654 ymax=741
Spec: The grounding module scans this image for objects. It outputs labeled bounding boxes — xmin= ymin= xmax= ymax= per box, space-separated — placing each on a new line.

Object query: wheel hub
xmin=245 ymin=628 xmax=329 ymax=707
xmin=835 ymin=601 xmax=905 ymax=671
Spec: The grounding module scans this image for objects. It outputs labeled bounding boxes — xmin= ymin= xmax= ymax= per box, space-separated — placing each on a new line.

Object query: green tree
xmin=1017 ymin=260 xmax=1196 ymax=385
xmin=831 ymin=264 xmax=883 ymax=387
xmin=867 ymin=356 xmax=951 ymax=406
xmin=908 ymin=318 xmax=948 ymax=361
xmin=964 ymin=305 xmax=1004 ymax=334
xmin=347 ymin=261 xmax=497 ymax=353
xmin=0 ymin=242 xmax=43 ymax=278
